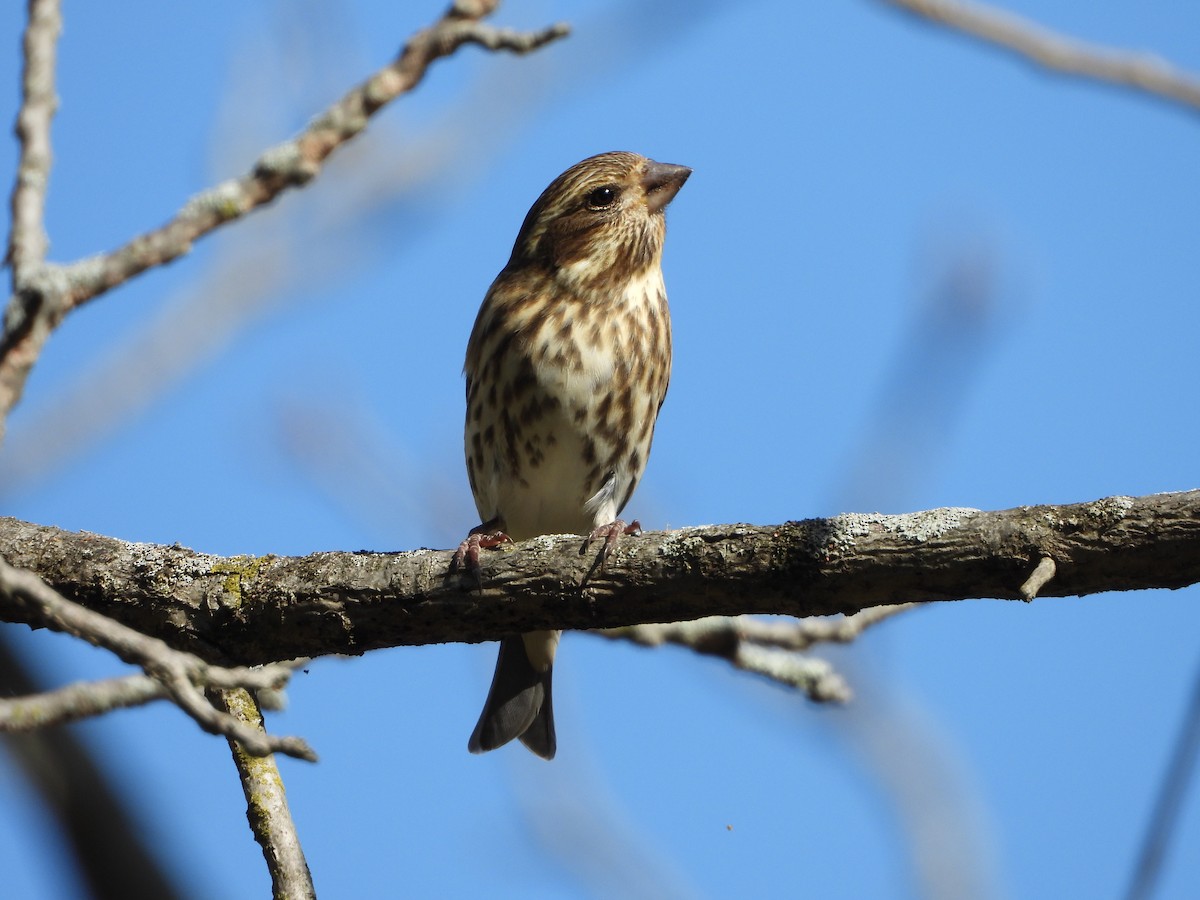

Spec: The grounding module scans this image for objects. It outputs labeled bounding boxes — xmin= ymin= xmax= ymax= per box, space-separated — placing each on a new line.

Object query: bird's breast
xmin=465 ymin=265 xmax=671 ymax=538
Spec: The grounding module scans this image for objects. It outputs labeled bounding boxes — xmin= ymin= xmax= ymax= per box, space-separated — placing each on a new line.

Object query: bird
xmin=455 ymin=151 xmax=690 ymax=759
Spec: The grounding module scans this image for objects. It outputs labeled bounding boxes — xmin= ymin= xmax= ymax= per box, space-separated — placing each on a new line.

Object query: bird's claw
xmin=452 ymin=526 xmax=512 ymax=586
xmin=580 ymin=519 xmax=641 ymax=571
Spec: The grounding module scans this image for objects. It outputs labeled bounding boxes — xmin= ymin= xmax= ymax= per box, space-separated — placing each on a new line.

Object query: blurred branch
xmin=879 ymin=0 xmax=1200 ymax=113
xmin=215 ymin=688 xmax=315 ymax=900
xmin=0 ymin=2 xmax=568 ymax=434
xmin=598 ymin=607 xmax=916 ymax=703
xmin=0 ymin=671 xmax=165 ymax=729
xmin=627 ymin=606 xmax=916 ymax=652
xmin=1124 ymin=652 xmax=1200 ymax=900
xmin=0 ymin=633 xmax=185 ymax=900
xmin=835 ymin=235 xmax=1006 ymax=511
xmin=0 ymin=556 xmax=315 ymax=759
xmin=836 ymin=679 xmax=1003 ymax=900
xmin=47 ymin=12 xmax=568 ymax=312
xmin=0 ymin=491 xmax=1195 ymax=665
xmin=271 ymin=397 xmax=469 ymax=548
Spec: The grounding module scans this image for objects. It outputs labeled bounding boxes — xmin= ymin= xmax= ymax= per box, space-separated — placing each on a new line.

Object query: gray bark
xmin=1 ymin=490 xmax=1196 ymax=666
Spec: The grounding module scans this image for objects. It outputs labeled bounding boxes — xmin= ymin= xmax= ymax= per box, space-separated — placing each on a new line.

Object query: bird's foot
xmin=580 ymin=519 xmax=641 ymax=578
xmin=452 ymin=521 xmax=512 ymax=586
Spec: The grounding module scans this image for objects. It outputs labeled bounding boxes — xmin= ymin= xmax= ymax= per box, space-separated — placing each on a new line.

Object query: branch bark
xmin=1 ymin=491 xmax=1196 ymax=667
xmin=0 ymin=672 xmax=167 ymax=729
xmin=217 ymin=688 xmax=315 ymax=900
xmin=0 ymin=557 xmax=314 ymax=758
xmin=7 ymin=0 xmax=59 ymax=283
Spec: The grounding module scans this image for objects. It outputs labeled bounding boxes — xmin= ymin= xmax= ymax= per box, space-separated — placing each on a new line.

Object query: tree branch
xmin=216 ymin=688 xmax=315 ymax=900
xmin=7 ymin=0 xmax=59 ymax=283
xmin=608 ymin=604 xmax=917 ymax=653
xmin=596 ymin=608 xmax=916 ymax=702
xmin=878 ymin=0 xmax=1200 ymax=114
xmin=0 ymin=672 xmax=166 ymax=730
xmin=51 ymin=12 xmax=568 ymax=314
xmin=0 ymin=491 xmax=1195 ymax=668
xmin=0 ymin=1 xmax=568 ymax=429
xmin=0 ymin=557 xmax=315 ymax=759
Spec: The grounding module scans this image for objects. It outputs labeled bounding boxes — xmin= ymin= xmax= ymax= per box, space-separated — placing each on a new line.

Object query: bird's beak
xmin=642 ymin=160 xmax=691 ymax=214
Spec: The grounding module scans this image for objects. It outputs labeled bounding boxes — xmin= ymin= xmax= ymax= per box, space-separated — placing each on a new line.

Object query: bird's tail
xmin=468 ymin=632 xmax=557 ymax=760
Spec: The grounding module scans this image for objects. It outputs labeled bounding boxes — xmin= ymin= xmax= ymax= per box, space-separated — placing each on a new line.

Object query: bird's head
xmin=507 ymin=151 xmax=691 ymax=291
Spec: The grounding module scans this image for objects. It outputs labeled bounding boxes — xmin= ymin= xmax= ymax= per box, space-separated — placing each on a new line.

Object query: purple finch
xmin=457 ymin=151 xmax=690 ymax=759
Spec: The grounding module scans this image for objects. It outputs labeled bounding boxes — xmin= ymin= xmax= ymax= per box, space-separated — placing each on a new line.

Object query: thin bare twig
xmin=599 ymin=610 xmax=915 ymax=703
xmin=740 ymin=606 xmax=918 ymax=650
xmin=879 ymin=0 xmax=1200 ymax=113
xmin=0 ymin=556 xmax=315 ymax=759
xmin=216 ymin=688 xmax=315 ymax=900
xmin=7 ymin=0 xmax=60 ymax=282
xmin=602 ymin=609 xmax=914 ymax=654
xmin=736 ymin=644 xmax=851 ymax=702
xmin=0 ymin=672 xmax=166 ymax=729
xmin=0 ymin=0 xmax=63 ymax=445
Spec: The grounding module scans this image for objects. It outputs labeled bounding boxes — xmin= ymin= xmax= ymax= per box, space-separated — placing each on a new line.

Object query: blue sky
xmin=2 ymin=1 xmax=1199 ymax=897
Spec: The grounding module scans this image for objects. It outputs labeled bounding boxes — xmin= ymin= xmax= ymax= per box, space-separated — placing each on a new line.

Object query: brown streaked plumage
xmin=456 ymin=151 xmax=690 ymax=759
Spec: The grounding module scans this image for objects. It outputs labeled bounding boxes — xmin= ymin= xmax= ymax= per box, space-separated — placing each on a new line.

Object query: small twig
xmin=744 ymin=605 xmax=918 ymax=650
xmin=0 ymin=555 xmax=315 ymax=759
xmin=735 ymin=643 xmax=852 ymax=703
xmin=216 ymin=688 xmax=316 ymax=900
xmin=0 ymin=0 xmax=63 ymax=442
xmin=879 ymin=0 xmax=1200 ymax=114
xmin=599 ymin=609 xmax=917 ymax=701
xmin=1019 ymin=556 xmax=1057 ymax=601
xmin=0 ymin=673 xmax=166 ymax=730
xmin=598 ymin=614 xmax=900 ymax=703
xmin=7 ymin=0 xmax=60 ymax=283
xmin=604 ymin=606 xmax=914 ymax=652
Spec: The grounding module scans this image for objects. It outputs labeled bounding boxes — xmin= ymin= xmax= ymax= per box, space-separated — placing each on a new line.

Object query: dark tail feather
xmin=468 ymin=637 xmax=556 ymax=760
xmin=517 ymin=668 xmax=555 ymax=759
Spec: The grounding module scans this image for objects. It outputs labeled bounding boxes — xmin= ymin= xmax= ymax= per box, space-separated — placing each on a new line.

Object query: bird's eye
xmin=585 ymin=185 xmax=619 ymax=210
